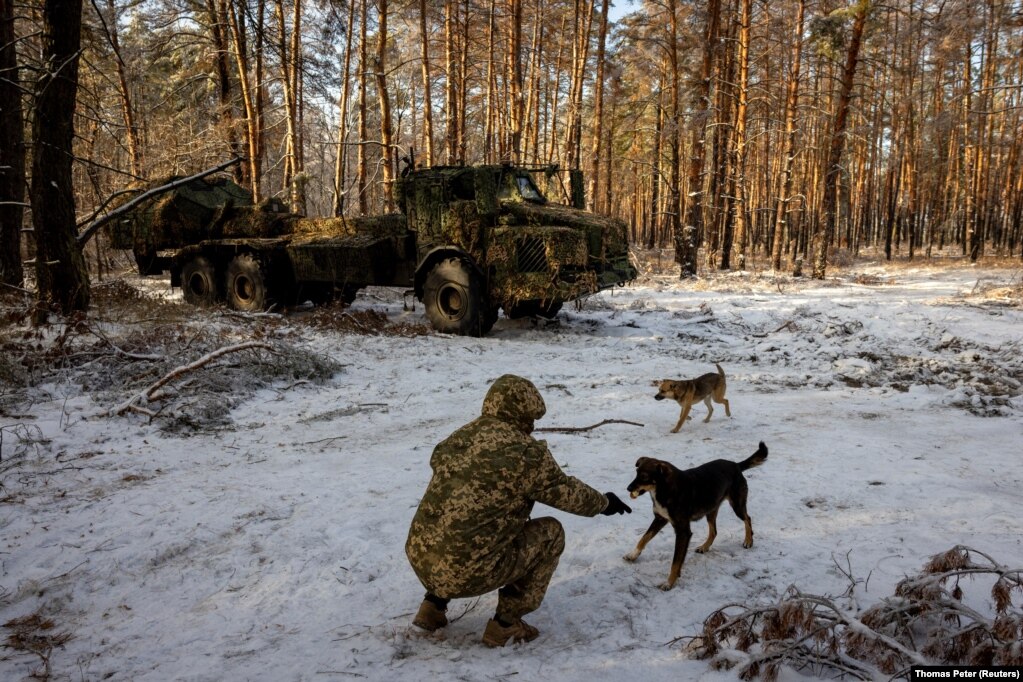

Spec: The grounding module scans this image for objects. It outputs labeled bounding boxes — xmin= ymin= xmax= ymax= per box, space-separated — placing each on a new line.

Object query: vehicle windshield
xmin=498 ymin=173 xmax=547 ymax=204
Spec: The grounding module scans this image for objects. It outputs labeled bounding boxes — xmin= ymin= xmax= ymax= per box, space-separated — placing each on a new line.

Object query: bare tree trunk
xmin=274 ymin=0 xmax=302 ymax=212
xmin=357 ymin=0 xmax=369 ymax=213
xmin=0 ymin=0 xmax=25 ymax=287
xmin=291 ymin=0 xmax=305 ymax=212
xmin=813 ymin=0 xmax=869 ymax=280
xmin=563 ymin=0 xmax=594 ymax=169
xmin=31 ymin=0 xmax=90 ymax=319
xmin=456 ymin=0 xmax=469 ymax=163
xmin=679 ymin=0 xmax=720 ymax=277
xmin=483 ymin=0 xmax=497 ymax=162
xmin=254 ymin=0 xmax=266 ymax=196
xmin=376 ymin=0 xmax=395 ymax=210
xmin=667 ymin=0 xmax=683 ymax=271
xmin=443 ymin=0 xmax=459 ymax=163
xmin=227 ymin=0 xmax=262 ymax=202
xmin=729 ymin=0 xmax=752 ymax=270
xmin=588 ymin=0 xmax=609 ymax=211
xmin=332 ymin=0 xmax=357 ymax=216
xmin=507 ymin=0 xmax=524 ymax=162
xmin=522 ymin=0 xmax=543 ymax=163
xmin=418 ymin=0 xmax=435 ymax=166
xmin=99 ymin=0 xmax=142 ymax=177
xmin=206 ymin=0 xmax=245 ymax=185
xmin=648 ymin=88 xmax=662 ymax=249
xmin=604 ymin=80 xmax=616 ymax=218
xmin=771 ymin=0 xmax=804 ymax=271
xmin=546 ymin=15 xmax=568 ymax=165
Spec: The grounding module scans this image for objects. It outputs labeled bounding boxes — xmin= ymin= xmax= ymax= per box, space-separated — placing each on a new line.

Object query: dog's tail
xmin=738 ymin=442 xmax=768 ymax=471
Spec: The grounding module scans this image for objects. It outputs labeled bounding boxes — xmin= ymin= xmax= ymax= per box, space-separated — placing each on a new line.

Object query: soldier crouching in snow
xmin=405 ymin=374 xmax=632 ymax=647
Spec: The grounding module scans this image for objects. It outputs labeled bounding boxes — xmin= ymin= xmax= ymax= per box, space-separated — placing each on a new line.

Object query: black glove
xmin=601 ymin=492 xmax=632 ymax=516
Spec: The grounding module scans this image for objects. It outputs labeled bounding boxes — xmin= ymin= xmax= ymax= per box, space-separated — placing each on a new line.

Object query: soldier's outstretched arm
xmin=525 ymin=441 xmax=609 ymax=516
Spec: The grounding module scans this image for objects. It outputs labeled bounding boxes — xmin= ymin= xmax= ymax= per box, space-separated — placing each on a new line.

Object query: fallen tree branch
xmin=772 ymin=320 xmax=796 ymax=333
xmin=76 ymin=157 xmax=243 ymax=247
xmin=105 ymin=341 xmax=274 ymax=416
xmin=686 ymin=545 xmax=1023 ymax=679
xmin=535 ymin=419 xmax=644 ymax=433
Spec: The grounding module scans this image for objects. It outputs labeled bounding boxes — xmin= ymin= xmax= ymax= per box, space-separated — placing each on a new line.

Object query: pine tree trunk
xmin=0 ymin=0 xmax=25 ymax=287
xmin=679 ymin=0 xmax=720 ymax=278
xmin=31 ymin=0 xmax=90 ymax=319
xmin=483 ymin=0 xmax=497 ymax=162
xmin=376 ymin=0 xmax=395 ymax=211
xmin=507 ymin=0 xmax=524 ymax=162
xmin=227 ymin=0 xmax=261 ymax=202
xmin=771 ymin=0 xmax=804 ymax=271
xmin=813 ymin=0 xmax=869 ymax=279
xmin=207 ymin=0 xmax=245 ymax=185
xmin=418 ymin=0 xmax=435 ymax=166
xmin=274 ymin=0 xmax=302 ymax=212
xmin=102 ymin=0 xmax=142 ymax=177
xmin=729 ymin=0 xmax=752 ymax=270
xmin=587 ymin=0 xmax=609 ymax=211
xmin=357 ymin=0 xmax=369 ymax=213
xmin=444 ymin=0 xmax=458 ymax=163
xmin=332 ymin=0 xmax=357 ymax=216
xmin=648 ymin=89 xmax=662 ymax=249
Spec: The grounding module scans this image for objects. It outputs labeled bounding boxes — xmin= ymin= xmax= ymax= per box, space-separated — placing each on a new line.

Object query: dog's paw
xmin=694 ymin=547 xmax=707 ymax=554
xmin=658 ymin=581 xmax=676 ymax=591
xmin=743 ymin=540 xmax=753 ymax=549
xmin=623 ymin=551 xmax=640 ymax=562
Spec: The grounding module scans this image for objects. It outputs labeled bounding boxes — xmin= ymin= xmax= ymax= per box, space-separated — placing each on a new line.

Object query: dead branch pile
xmin=0 ymin=297 xmax=343 ymax=433
xmin=685 ymin=546 xmax=1023 ymax=680
xmin=302 ymin=305 xmax=430 ymax=337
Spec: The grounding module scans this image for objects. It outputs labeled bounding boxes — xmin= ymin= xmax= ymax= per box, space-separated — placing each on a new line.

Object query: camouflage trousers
xmin=431 ymin=517 xmax=566 ymax=620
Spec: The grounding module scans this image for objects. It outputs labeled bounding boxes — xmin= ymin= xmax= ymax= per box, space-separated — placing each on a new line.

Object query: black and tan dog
xmin=623 ymin=442 xmax=768 ymax=590
xmin=653 ymin=363 xmax=730 ymax=433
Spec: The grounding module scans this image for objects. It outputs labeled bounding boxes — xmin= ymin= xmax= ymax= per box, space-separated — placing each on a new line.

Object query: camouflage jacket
xmin=406 ymin=375 xmax=608 ymax=595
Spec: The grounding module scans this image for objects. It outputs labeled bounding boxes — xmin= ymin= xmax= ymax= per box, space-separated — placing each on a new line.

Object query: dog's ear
xmin=635 ymin=457 xmax=648 ymax=469
xmin=656 ymin=461 xmax=673 ymax=480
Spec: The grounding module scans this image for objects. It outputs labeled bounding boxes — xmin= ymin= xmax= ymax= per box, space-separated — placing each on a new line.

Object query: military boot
xmin=481 ymin=618 xmax=539 ymax=647
xmin=412 ymin=599 xmax=448 ymax=632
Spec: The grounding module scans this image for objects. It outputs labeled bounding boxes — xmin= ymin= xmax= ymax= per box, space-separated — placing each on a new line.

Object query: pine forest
xmin=1 ymin=0 xmax=1022 ymax=311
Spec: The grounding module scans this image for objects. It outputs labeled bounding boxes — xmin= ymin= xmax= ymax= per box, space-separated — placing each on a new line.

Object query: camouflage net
xmin=106 ymin=175 xmax=255 ymax=250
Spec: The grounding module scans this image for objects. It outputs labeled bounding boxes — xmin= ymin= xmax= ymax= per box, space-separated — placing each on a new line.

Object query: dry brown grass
xmin=3 ymin=611 xmax=73 ymax=681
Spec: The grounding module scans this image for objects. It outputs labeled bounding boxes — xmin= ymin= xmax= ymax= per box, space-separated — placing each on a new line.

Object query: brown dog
xmin=654 ymin=363 xmax=730 ymax=433
xmin=623 ymin=442 xmax=767 ymax=590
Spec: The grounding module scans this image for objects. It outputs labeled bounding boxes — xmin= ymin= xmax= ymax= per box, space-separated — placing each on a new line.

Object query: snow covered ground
xmin=1 ymin=258 xmax=1021 ymax=681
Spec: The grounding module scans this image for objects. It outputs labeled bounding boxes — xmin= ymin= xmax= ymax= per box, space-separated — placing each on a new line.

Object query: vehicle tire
xmin=181 ymin=256 xmax=220 ymax=307
xmin=423 ymin=257 xmax=490 ymax=336
xmin=225 ymin=253 xmax=270 ymax=312
xmin=505 ymin=299 xmax=563 ymax=320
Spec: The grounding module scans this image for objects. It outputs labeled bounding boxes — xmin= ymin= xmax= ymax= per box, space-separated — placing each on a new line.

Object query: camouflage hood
xmin=481 ymin=374 xmax=546 ymax=433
